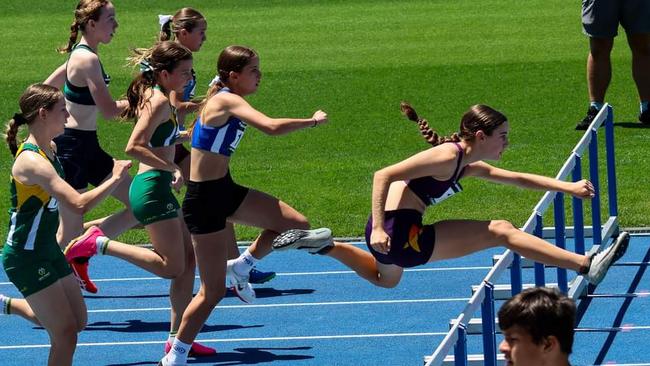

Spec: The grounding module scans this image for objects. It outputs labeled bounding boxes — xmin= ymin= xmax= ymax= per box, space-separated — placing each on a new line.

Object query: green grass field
xmin=1 ymin=0 xmax=648 ymax=244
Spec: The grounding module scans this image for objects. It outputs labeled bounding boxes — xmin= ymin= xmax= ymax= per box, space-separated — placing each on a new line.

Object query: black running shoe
xmin=640 ymin=109 xmax=650 ymax=125
xmin=576 ymin=106 xmax=600 ymax=130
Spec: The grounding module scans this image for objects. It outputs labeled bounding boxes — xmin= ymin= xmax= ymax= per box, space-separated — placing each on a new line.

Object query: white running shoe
xmin=226 ymin=260 xmax=256 ymax=304
xmin=158 ymin=356 xmax=187 ymax=366
xmin=272 ymin=228 xmax=334 ymax=254
xmin=585 ymin=231 xmax=630 ymax=285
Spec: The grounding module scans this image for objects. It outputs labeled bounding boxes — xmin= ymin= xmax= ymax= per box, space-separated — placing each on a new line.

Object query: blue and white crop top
xmin=181 ymin=69 xmax=196 ymax=102
xmin=191 ymin=88 xmax=247 ymax=157
xmin=63 ymin=44 xmax=111 ymax=106
xmin=406 ymin=142 xmax=465 ymax=206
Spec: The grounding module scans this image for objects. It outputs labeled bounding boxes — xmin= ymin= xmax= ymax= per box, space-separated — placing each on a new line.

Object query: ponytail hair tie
xmin=208 ymin=75 xmax=221 ymax=87
xmin=139 ymin=59 xmax=154 ymax=74
xmin=158 ymin=14 xmax=172 ymax=31
xmin=12 ymin=113 xmax=27 ymax=125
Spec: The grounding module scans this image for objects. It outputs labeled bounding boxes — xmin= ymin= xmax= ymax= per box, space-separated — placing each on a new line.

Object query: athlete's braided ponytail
xmin=59 ymin=21 xmax=80 ymax=54
xmin=5 ymin=84 xmax=62 ymax=156
xmin=58 ymin=0 xmax=108 ymax=53
xmin=400 ymin=102 xmax=460 ymax=147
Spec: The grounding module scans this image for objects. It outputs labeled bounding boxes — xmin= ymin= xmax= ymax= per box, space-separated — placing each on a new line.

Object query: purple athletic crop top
xmin=406 ymin=142 xmax=465 ymax=206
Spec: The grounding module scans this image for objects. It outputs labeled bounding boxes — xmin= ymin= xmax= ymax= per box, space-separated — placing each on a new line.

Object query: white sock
xmin=96 ymin=236 xmax=110 ymax=255
xmin=590 ymin=101 xmax=604 ymax=110
xmin=0 ymin=295 xmax=10 ymax=315
xmin=166 ymin=338 xmax=191 ymax=364
xmin=167 ymin=331 xmax=176 ymax=344
xmin=233 ymin=249 xmax=258 ymax=276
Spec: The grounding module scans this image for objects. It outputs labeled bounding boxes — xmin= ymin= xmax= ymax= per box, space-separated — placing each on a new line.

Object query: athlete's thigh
xmin=145 ymin=217 xmax=186 ymax=261
xmin=59 ymin=274 xmax=87 ymax=329
xmin=25 ymin=279 xmax=80 ymax=334
xmin=229 ymin=189 xmax=307 ymax=232
xmin=108 ymin=173 xmax=134 ymax=207
xmin=192 ymin=231 xmax=229 ymax=290
xmin=429 ymin=219 xmax=501 ymax=262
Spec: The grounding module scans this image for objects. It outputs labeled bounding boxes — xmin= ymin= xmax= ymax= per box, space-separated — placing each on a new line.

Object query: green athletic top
xmin=63 ymin=44 xmax=111 ymax=106
xmin=5 ymin=143 xmax=64 ymax=250
xmin=149 ymin=86 xmax=181 ymax=148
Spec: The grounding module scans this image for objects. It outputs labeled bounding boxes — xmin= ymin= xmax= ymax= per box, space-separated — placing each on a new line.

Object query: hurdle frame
xmin=424 ymin=104 xmax=618 ymax=366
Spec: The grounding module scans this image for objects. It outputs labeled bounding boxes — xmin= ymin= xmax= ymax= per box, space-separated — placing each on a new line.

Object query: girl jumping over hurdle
xmin=273 ymin=102 xmax=629 ymax=288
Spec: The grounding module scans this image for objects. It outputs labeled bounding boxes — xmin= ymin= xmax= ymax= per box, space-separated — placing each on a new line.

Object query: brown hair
xmin=498 ymin=287 xmax=575 ymax=354
xmin=159 ymin=8 xmax=205 ymax=42
xmin=204 ymin=45 xmax=258 ymax=100
xmin=401 ymin=102 xmax=507 ymax=146
xmin=5 ymin=84 xmax=62 ymax=156
xmin=59 ymin=0 xmax=110 ymax=53
xmin=122 ymin=41 xmax=193 ymax=120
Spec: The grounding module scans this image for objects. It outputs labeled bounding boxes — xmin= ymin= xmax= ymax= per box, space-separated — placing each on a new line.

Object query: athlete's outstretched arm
xmin=224 ymin=92 xmax=327 ymax=135
xmin=464 ymin=161 xmax=594 ymax=199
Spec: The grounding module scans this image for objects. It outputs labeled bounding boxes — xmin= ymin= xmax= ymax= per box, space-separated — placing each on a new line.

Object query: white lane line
xmin=576 ymin=325 xmax=650 ymax=332
xmin=87 ymin=297 xmax=470 ymax=313
xmin=0 ymin=332 xmax=449 ymax=350
xmin=0 ymin=266 xmax=492 ymax=286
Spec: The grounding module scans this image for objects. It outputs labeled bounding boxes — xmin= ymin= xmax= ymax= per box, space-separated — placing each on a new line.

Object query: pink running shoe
xmin=64 ymin=226 xmax=103 ymax=261
xmin=164 ymin=341 xmax=216 ymax=357
xmin=69 ymin=258 xmax=98 ymax=294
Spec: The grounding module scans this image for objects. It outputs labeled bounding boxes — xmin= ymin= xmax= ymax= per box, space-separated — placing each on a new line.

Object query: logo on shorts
xmin=37 ymin=267 xmax=51 ymax=282
xmin=167 ymin=203 xmax=175 ymax=211
xmin=403 ymin=225 xmax=422 ymax=253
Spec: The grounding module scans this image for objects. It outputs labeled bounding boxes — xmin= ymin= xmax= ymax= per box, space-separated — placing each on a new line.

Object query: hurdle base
xmin=423 ymin=354 xmax=505 ymax=366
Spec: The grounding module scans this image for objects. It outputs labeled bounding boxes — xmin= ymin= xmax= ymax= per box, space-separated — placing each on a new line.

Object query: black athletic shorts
xmin=365 ymin=209 xmax=436 ymax=268
xmin=182 ymin=171 xmax=249 ymax=234
xmin=53 ymin=128 xmax=114 ymax=190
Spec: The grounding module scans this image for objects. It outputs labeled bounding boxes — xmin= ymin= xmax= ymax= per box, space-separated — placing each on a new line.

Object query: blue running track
xmin=1 ymin=234 xmax=649 ymax=365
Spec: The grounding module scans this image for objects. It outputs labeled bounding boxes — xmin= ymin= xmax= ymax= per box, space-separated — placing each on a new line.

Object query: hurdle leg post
xmin=481 ymin=282 xmax=497 ymax=366
xmin=554 ymin=193 xmax=568 ymax=293
xmin=534 ymin=214 xmax=546 ymax=286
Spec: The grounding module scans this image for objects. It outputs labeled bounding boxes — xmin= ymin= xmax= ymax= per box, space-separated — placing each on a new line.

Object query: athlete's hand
xmin=569 ymin=179 xmax=595 ymax=199
xmin=370 ymin=228 xmax=391 ymax=255
xmin=311 ymin=110 xmax=328 ymax=127
xmin=112 ymin=160 xmax=132 ymax=181
xmin=171 ymin=168 xmax=184 ymax=193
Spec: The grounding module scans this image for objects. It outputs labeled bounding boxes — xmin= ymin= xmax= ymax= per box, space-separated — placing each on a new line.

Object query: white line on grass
xmin=87 ymin=297 xmax=470 ymax=313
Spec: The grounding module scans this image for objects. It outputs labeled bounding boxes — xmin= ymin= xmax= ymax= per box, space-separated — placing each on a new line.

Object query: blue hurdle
xmin=423 ymin=104 xmax=619 ymax=366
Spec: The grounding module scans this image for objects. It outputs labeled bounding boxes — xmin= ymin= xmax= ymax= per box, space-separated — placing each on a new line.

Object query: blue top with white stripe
xmin=191 ymin=88 xmax=247 ymax=157
xmin=181 ymin=69 xmax=196 ymax=102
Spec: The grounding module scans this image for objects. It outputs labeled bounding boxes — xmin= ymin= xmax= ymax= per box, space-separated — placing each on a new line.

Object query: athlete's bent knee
xmin=489 ymin=220 xmax=518 ymax=241
xmin=200 ymin=284 xmax=226 ymax=306
xmin=160 ymin=260 xmax=185 ymax=279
